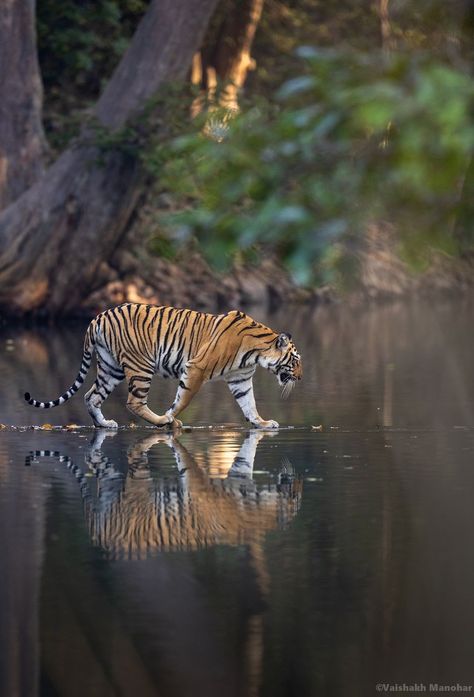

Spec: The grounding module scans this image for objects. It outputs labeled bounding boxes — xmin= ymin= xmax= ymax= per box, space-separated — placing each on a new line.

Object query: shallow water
xmin=0 ymin=299 xmax=473 ymax=696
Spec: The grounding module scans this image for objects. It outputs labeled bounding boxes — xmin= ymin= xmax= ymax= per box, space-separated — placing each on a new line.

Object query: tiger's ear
xmin=276 ymin=332 xmax=291 ymax=349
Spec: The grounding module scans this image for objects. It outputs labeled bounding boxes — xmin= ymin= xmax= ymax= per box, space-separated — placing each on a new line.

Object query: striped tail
xmin=24 ymin=327 xmax=95 ymax=410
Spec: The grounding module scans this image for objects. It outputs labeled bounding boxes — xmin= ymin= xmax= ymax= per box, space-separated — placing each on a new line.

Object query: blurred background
xmin=0 ymin=0 xmax=473 ymax=316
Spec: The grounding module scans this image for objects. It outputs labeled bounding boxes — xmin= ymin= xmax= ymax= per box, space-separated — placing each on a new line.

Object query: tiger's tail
xmin=24 ymin=323 xmax=96 ymax=410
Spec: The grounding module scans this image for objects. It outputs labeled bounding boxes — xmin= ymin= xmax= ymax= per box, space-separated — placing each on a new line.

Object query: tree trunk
xmin=192 ymin=0 xmax=264 ymax=111
xmin=378 ymin=0 xmax=395 ymax=51
xmin=0 ymin=0 xmax=46 ymax=211
xmin=0 ymin=0 xmax=220 ymax=317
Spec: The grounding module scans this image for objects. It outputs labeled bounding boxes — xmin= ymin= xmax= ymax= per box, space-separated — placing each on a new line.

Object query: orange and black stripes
xmin=24 ymin=303 xmax=302 ymax=428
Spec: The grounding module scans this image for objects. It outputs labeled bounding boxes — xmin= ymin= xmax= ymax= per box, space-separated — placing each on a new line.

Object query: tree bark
xmin=378 ymin=0 xmax=395 ymax=51
xmin=192 ymin=0 xmax=264 ymax=111
xmin=0 ymin=0 xmax=220 ymax=317
xmin=0 ymin=0 xmax=46 ymax=211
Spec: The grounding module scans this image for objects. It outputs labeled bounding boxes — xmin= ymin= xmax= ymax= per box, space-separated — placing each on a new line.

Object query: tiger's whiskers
xmin=281 ymin=380 xmax=295 ymax=399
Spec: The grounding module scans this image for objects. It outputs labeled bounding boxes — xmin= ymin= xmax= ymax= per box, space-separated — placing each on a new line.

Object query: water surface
xmin=0 ymin=299 xmax=473 ymax=696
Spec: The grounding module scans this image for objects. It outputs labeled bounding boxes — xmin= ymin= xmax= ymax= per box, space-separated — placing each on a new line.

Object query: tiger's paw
xmin=254 ymin=419 xmax=279 ymax=430
xmin=164 ymin=411 xmax=182 ymax=429
xmin=100 ymin=419 xmax=119 ymax=429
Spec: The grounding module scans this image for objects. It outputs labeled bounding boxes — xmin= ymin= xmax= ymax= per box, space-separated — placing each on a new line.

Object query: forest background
xmin=1 ymin=0 xmax=473 ymax=317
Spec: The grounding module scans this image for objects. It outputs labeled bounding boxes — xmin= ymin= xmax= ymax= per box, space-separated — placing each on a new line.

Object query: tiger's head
xmin=259 ymin=332 xmax=302 ymax=397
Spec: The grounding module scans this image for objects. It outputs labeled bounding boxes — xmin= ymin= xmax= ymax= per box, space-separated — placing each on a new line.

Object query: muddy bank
xmin=81 ymin=249 xmax=330 ymax=315
xmin=80 ymin=224 xmax=473 ymax=317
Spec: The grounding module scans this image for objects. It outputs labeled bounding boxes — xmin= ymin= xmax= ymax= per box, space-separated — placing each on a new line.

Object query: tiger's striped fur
xmin=24 ymin=303 xmax=302 ymax=428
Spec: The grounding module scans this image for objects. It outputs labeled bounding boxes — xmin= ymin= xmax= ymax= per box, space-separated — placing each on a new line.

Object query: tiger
xmin=24 ymin=303 xmax=302 ymax=429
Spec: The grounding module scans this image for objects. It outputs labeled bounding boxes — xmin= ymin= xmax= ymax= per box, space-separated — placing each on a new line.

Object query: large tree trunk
xmin=0 ymin=0 xmax=220 ymax=317
xmin=0 ymin=0 xmax=46 ymax=211
xmin=192 ymin=0 xmax=264 ymax=111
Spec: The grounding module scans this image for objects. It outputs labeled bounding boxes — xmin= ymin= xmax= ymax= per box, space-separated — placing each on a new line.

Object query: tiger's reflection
xmin=27 ymin=431 xmax=302 ymax=564
xmin=26 ymin=432 xmax=301 ymax=696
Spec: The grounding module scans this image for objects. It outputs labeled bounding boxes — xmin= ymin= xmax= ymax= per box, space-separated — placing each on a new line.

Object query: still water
xmin=0 ymin=299 xmax=473 ymax=697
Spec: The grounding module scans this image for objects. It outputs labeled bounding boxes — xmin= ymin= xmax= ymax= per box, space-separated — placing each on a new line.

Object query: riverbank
xmin=80 ymin=224 xmax=474 ymax=317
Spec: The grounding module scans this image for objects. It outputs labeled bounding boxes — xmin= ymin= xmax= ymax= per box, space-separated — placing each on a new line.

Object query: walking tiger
xmin=24 ymin=303 xmax=302 ymax=428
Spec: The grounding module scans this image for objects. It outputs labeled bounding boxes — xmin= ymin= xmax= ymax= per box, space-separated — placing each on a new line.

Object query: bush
xmin=157 ymin=48 xmax=474 ymax=285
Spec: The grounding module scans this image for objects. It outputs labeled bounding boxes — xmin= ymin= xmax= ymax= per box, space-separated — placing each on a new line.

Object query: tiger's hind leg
xmin=163 ymin=364 xmax=204 ymax=427
xmin=84 ymin=357 xmax=124 ymax=428
xmin=124 ymin=370 xmax=175 ymax=427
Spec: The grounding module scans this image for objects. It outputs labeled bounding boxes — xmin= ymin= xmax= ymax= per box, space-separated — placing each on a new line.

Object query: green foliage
xmin=37 ymin=0 xmax=146 ymax=146
xmin=35 ymin=0 xmax=474 ymax=283
xmin=157 ymin=48 xmax=474 ymax=285
xmin=37 ymin=0 xmax=146 ymax=95
xmin=148 ymin=235 xmax=177 ymax=261
xmin=248 ymin=0 xmax=474 ymax=98
xmin=82 ymin=83 xmax=196 ymax=168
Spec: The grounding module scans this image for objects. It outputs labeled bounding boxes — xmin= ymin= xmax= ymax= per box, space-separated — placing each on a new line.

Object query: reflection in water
xmin=0 ymin=451 xmax=45 ymax=697
xmin=28 ymin=431 xmax=302 ymax=562
xmin=2 ymin=298 xmax=474 ymax=696
xmin=25 ymin=431 xmax=301 ymax=697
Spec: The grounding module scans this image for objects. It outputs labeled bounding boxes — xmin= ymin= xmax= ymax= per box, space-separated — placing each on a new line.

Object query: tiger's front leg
xmin=165 ymin=364 xmax=205 ymax=427
xmin=225 ymin=374 xmax=279 ymax=429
